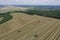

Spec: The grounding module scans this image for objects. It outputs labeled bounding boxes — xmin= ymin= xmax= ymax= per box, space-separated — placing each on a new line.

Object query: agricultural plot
xmin=0 ymin=13 xmax=60 ymax=40
xmin=0 ymin=7 xmax=60 ymax=40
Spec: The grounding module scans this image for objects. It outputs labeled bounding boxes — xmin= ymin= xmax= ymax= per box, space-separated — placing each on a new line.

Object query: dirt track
xmin=0 ymin=13 xmax=60 ymax=40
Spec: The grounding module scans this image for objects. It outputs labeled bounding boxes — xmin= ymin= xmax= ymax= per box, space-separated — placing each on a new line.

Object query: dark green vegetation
xmin=0 ymin=10 xmax=25 ymax=24
xmin=24 ymin=9 xmax=60 ymax=19
xmin=0 ymin=9 xmax=60 ymax=24
xmin=0 ymin=13 xmax=13 ymax=24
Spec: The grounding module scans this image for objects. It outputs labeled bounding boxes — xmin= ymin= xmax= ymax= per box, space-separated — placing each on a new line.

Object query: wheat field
xmin=0 ymin=12 xmax=60 ymax=40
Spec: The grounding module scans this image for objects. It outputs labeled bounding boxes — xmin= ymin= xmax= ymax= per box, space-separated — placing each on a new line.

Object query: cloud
xmin=0 ymin=0 xmax=60 ymax=5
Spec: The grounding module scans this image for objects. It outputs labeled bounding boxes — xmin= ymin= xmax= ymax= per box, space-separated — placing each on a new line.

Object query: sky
xmin=0 ymin=0 xmax=60 ymax=5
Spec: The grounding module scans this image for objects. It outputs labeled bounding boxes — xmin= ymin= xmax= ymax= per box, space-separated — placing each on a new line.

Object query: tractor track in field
xmin=0 ymin=13 xmax=60 ymax=40
xmin=18 ymin=19 xmax=58 ymax=40
xmin=0 ymin=17 xmax=55 ymax=40
xmin=6 ymin=17 xmax=53 ymax=40
xmin=37 ymin=21 xmax=60 ymax=40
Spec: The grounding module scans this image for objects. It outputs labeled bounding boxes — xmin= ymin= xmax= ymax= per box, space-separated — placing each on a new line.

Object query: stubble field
xmin=0 ymin=13 xmax=60 ymax=40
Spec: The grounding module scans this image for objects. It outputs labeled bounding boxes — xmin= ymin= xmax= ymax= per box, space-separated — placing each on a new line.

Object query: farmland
xmin=0 ymin=7 xmax=60 ymax=40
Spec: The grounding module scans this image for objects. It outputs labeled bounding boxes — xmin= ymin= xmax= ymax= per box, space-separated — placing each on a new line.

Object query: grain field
xmin=0 ymin=13 xmax=60 ymax=40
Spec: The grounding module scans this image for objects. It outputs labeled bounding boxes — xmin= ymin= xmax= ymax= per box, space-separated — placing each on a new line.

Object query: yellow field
xmin=0 ymin=12 xmax=60 ymax=40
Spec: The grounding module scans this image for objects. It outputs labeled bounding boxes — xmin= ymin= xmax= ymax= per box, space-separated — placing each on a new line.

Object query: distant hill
xmin=0 ymin=5 xmax=60 ymax=10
